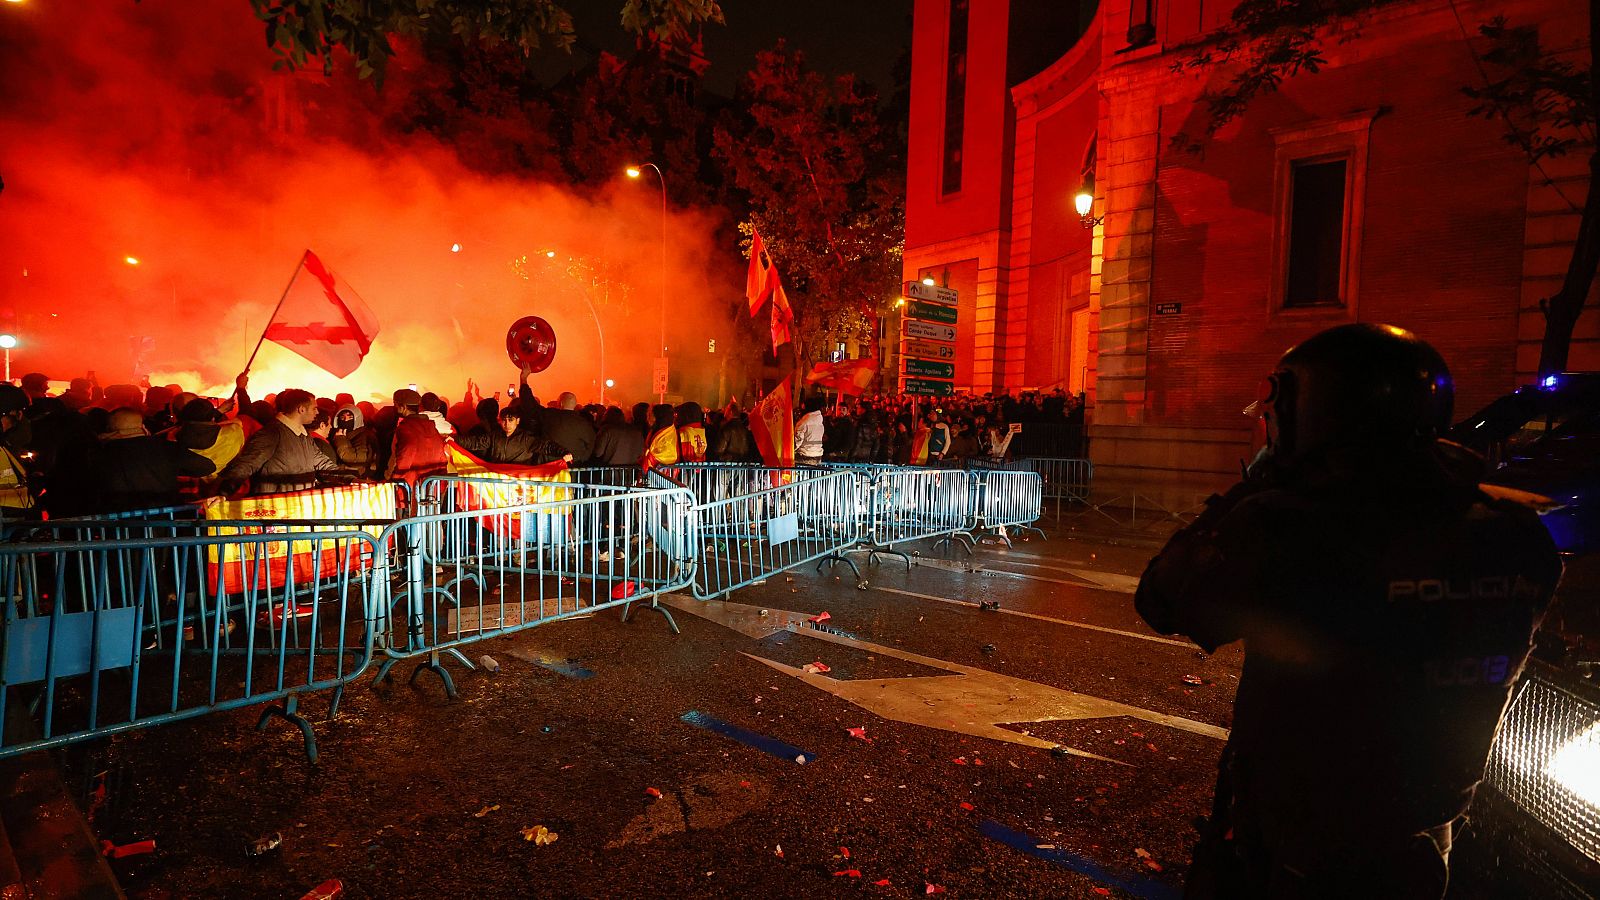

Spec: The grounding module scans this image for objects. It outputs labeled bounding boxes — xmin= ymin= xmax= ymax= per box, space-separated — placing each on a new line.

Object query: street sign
xmin=652 ymin=357 xmax=669 ymax=395
xmin=903 ymin=339 xmax=954 ymax=360
xmin=904 ymin=281 xmax=958 ymax=305
xmin=1155 ymin=302 xmax=1182 ymax=316
xmin=905 ymin=358 xmax=955 ymax=379
xmin=905 ymin=320 xmax=956 ymax=343
xmin=908 ymin=301 xmax=957 ymax=325
xmin=903 ymin=378 xmax=954 ymax=396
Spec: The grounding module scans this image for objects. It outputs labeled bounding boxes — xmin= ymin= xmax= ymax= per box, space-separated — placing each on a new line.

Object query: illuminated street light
xmin=124 ymin=256 xmax=141 ymax=266
xmin=625 ymin=162 xmax=669 ymax=402
xmin=1075 ymin=185 xmax=1103 ymax=229
xmin=545 ymin=249 xmax=557 ymax=258
xmin=605 ymin=378 xmax=615 ymax=389
xmin=450 ymin=243 xmax=462 ymax=253
xmin=921 ymin=276 xmax=935 ymax=286
xmin=0 ymin=334 xmax=17 ymax=383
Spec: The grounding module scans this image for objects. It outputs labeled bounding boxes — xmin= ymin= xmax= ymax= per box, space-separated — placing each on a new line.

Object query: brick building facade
xmin=902 ymin=0 xmax=1595 ymax=505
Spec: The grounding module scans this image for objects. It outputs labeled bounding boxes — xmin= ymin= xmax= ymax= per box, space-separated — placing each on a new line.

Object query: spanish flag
xmin=444 ymin=440 xmax=573 ymax=536
xmin=749 ymin=381 xmax=794 ymax=468
xmin=910 ymin=426 xmax=932 ymax=465
xmin=641 ymin=425 xmax=680 ymax=470
xmin=203 ymin=482 xmax=396 ymax=594
xmin=678 ymin=423 xmax=708 ymax=462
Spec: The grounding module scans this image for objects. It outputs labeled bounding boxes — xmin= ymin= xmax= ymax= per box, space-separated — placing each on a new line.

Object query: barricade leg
xmin=255 ymin=691 xmax=319 ymax=763
xmin=815 ymin=551 xmax=866 ymax=588
xmin=620 ymin=595 xmax=680 ymax=633
xmin=865 ymin=546 xmax=912 ymax=570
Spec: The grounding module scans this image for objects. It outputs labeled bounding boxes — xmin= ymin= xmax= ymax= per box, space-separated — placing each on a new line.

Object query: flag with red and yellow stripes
xmin=203 ymin=482 xmax=395 ymax=594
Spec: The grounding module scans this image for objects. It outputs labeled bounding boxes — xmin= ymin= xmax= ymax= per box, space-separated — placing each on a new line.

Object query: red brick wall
xmin=1147 ymin=20 xmax=1528 ymax=428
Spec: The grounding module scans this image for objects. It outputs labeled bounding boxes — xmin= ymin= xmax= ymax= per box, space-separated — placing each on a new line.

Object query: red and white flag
xmin=806 ymin=358 xmax=876 ymax=396
xmin=770 ymin=277 xmax=794 ymax=352
xmin=745 ymin=228 xmax=777 ymax=316
xmin=264 ymin=251 xmax=379 ymax=378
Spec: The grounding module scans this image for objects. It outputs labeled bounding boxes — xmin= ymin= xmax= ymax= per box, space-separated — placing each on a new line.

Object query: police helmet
xmin=1248 ymin=323 xmax=1453 ymax=458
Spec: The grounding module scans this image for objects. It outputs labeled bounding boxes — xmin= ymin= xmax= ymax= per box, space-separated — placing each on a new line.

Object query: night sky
xmin=551 ymin=0 xmax=914 ymax=97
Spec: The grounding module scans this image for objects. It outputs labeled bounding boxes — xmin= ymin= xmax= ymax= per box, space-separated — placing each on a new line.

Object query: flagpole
xmin=243 ymin=249 xmax=310 ymax=376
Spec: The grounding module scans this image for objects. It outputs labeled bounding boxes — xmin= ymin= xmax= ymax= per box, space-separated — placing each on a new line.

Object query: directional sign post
xmin=904 ymin=378 xmax=955 ymax=396
xmin=904 ymin=320 xmax=957 ymax=343
xmin=904 ymin=339 xmax=955 ymax=360
xmin=908 ymin=301 xmax=957 ymax=325
xmin=905 ymin=358 xmax=955 ymax=379
xmin=904 ymin=281 xmax=959 ymax=305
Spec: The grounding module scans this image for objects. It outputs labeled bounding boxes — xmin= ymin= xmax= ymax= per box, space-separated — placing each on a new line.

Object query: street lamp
xmin=1075 ymin=181 xmax=1103 ymax=229
xmin=626 ymin=162 xmax=668 ymax=402
xmin=0 ymin=334 xmax=17 ymax=383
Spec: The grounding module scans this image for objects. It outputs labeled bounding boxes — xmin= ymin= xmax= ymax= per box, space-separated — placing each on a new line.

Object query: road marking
xmin=911 ymin=555 xmax=1142 ymax=594
xmin=979 ymin=819 xmax=1180 ymax=900
xmin=663 ymin=596 xmax=1227 ymax=761
xmin=875 ymin=586 xmax=1195 ymax=649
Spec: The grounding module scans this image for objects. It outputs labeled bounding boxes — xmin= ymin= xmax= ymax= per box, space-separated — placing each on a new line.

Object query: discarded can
xmin=979 ymin=600 xmax=1000 ymax=612
xmin=299 ymin=880 xmax=344 ymax=900
xmin=479 ymin=655 xmax=501 ymax=674
xmin=1180 ymin=674 xmax=1204 ymax=685
xmin=981 ymin=643 xmax=997 ymax=654
xmin=247 ymin=832 xmax=283 ymax=857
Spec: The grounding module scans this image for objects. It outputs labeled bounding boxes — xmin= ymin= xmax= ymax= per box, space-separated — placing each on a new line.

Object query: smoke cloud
xmin=0 ymin=1 xmax=735 ymax=405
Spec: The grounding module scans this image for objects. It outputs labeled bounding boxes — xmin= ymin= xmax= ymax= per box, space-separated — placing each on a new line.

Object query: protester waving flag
xmin=259 ymin=250 xmax=379 ymax=378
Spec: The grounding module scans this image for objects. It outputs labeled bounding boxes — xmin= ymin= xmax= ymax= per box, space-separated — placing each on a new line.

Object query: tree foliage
xmin=249 ymin=0 xmax=723 ymax=84
xmin=712 ymin=44 xmax=905 ymax=370
xmin=1463 ymin=17 xmax=1595 ymax=163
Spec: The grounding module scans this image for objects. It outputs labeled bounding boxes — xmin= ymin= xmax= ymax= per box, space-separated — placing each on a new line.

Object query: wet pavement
xmin=58 ymin=526 xmax=1578 ymax=898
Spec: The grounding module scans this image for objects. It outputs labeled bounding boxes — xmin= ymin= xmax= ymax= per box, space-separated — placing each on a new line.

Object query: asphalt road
xmin=64 ymin=525 xmax=1580 ymax=899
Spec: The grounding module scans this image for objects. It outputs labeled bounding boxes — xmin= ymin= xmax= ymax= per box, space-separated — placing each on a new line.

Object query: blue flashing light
xmin=1540 ymin=374 xmax=1560 ymax=390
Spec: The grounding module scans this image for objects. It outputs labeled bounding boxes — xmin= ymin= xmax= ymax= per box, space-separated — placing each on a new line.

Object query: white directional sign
xmin=905 ymin=320 xmax=956 ymax=343
xmin=904 ymin=281 xmax=958 ymax=305
xmin=904 ymin=339 xmax=955 ymax=360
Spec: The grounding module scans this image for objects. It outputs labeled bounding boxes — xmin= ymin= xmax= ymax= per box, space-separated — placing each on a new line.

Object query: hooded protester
xmin=91 ymin=407 xmax=213 ymax=513
xmin=174 ymin=398 xmax=246 ymax=479
xmin=641 ymin=403 xmax=680 ymax=469
xmin=676 ymin=402 xmax=708 ymax=463
xmin=330 ymin=404 xmax=380 ymax=478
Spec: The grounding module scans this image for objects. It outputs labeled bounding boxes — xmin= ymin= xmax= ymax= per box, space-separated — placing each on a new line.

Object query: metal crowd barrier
xmin=373 ymin=481 xmax=697 ymax=697
xmin=0 ymin=522 xmax=381 ymax=763
xmin=859 ymin=467 xmax=977 ymax=566
xmin=971 ymin=470 xmax=1046 ymax=545
xmin=1017 ymin=457 xmax=1093 ymax=517
xmin=650 ymin=465 xmax=867 ymax=596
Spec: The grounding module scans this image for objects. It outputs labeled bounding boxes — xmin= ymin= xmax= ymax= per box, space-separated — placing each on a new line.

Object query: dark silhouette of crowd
xmin=0 ymin=367 xmax=1087 ymax=520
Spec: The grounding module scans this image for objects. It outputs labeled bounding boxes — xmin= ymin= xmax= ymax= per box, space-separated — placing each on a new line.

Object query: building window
xmin=1269 ymin=111 xmax=1376 ymax=315
xmin=1285 ymin=159 xmax=1348 ymax=306
xmin=941 ymin=0 xmax=969 ymax=196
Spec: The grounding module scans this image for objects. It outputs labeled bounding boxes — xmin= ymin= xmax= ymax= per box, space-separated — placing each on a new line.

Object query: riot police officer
xmin=1135 ymin=324 xmax=1562 ymax=899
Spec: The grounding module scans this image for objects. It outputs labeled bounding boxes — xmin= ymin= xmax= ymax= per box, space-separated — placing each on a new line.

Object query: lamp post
xmin=0 ymin=334 xmax=16 ymax=383
xmin=626 ymin=163 xmax=668 ymax=402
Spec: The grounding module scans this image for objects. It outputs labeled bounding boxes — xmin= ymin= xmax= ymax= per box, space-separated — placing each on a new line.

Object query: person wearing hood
xmin=92 ymin=408 xmax=213 ymax=513
xmin=173 ymin=398 xmax=246 ymax=492
xmin=421 ymin=392 xmax=454 ymax=436
xmin=330 ymin=404 xmax=380 ymax=478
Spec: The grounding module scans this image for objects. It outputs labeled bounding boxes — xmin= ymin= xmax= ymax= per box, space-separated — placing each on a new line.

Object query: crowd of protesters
xmin=0 ymin=366 xmax=1086 ymax=518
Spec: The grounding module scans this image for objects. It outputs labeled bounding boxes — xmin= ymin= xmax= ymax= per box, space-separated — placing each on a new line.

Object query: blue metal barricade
xmin=972 ymin=469 xmax=1046 ymax=544
xmin=0 ymin=525 xmax=381 ymax=763
xmin=373 ymin=483 xmax=696 ymax=698
xmin=859 ymin=468 xmax=977 ymax=565
xmin=651 ymin=466 xmax=866 ymax=598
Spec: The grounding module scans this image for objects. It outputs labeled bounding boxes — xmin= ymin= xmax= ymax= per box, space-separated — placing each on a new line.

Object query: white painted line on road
xmin=874 ymin=585 xmax=1196 ymax=649
xmin=911 ymin=555 xmax=1142 ymax=594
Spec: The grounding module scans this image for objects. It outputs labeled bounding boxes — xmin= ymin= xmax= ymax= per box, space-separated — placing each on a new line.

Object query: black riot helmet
xmin=1246 ymin=323 xmax=1453 ymax=460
